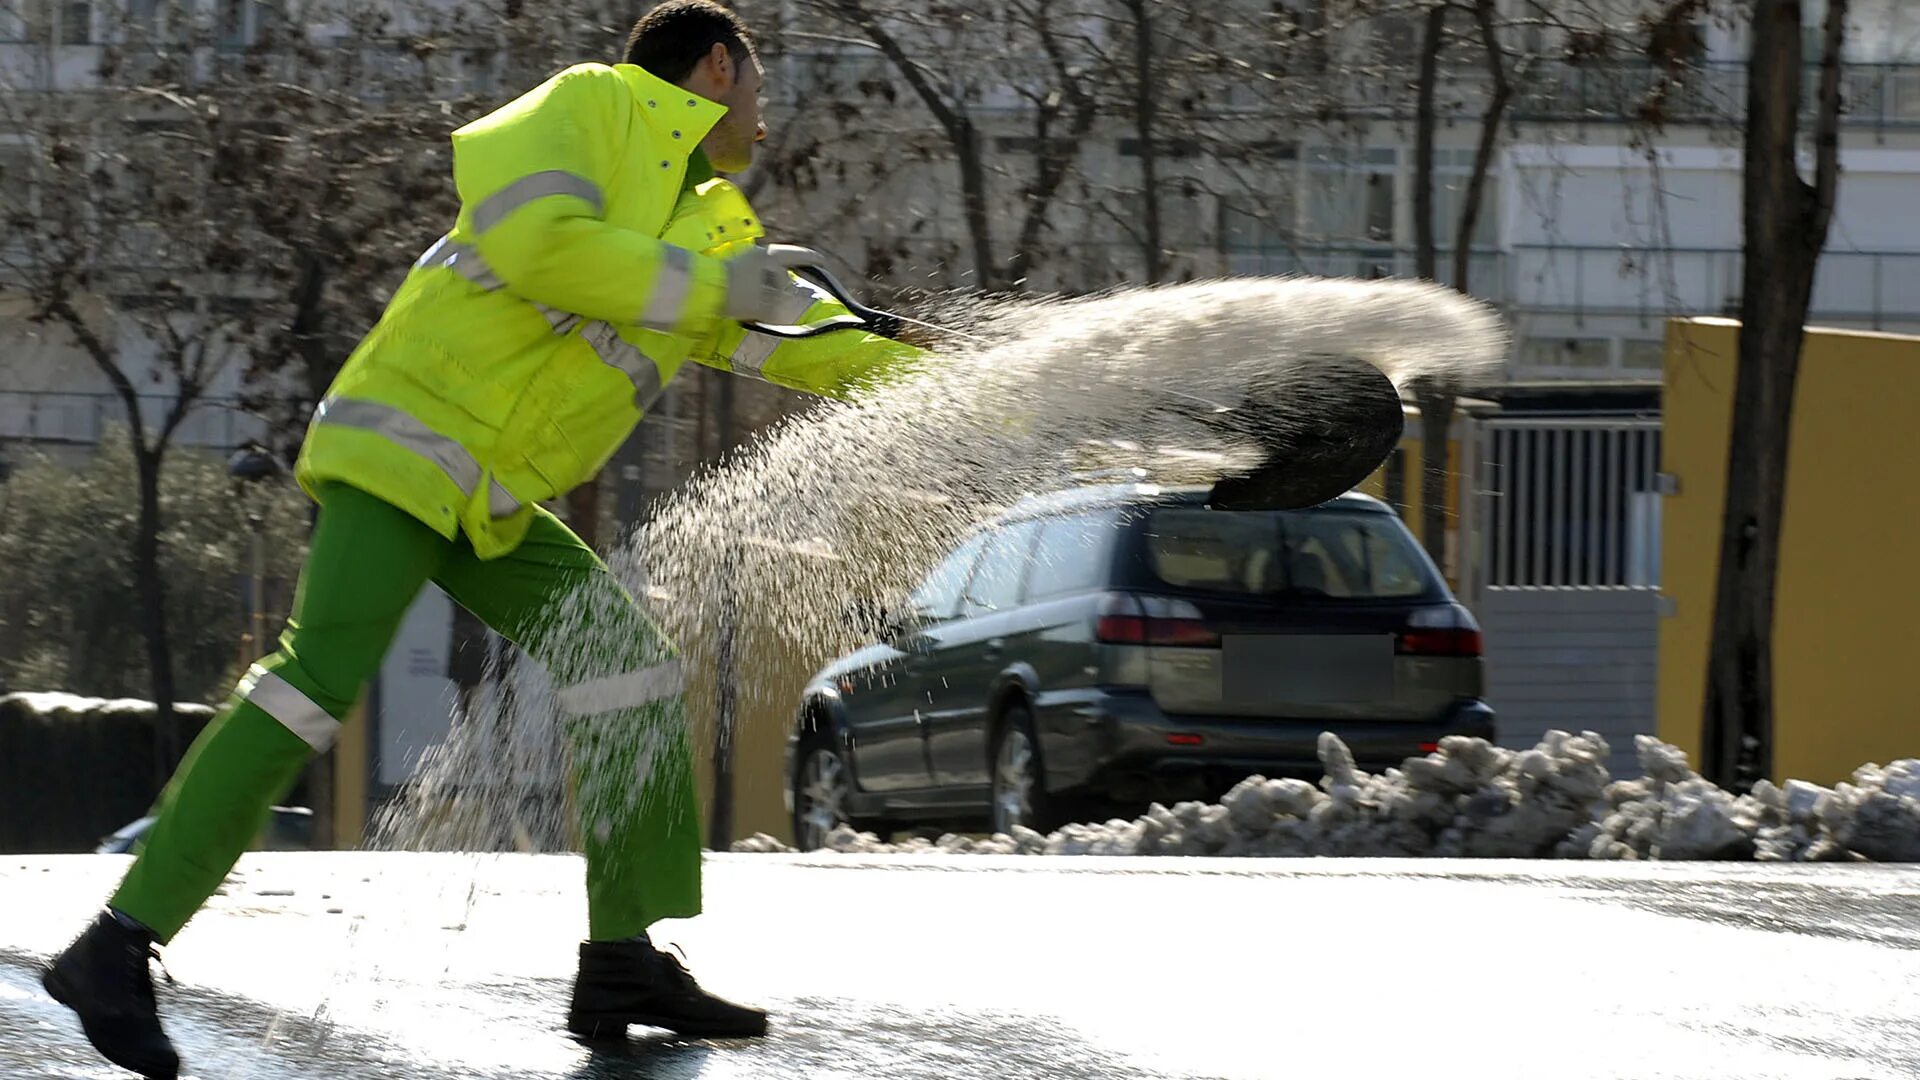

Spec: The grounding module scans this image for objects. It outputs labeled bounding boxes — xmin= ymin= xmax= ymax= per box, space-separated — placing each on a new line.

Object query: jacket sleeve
xmin=694 ymin=272 xmax=928 ymax=400
xmin=449 ymin=64 xmax=730 ymax=336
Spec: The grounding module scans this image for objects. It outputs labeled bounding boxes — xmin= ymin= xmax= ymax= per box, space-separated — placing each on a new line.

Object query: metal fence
xmin=1475 ymin=417 xmax=1664 ymax=590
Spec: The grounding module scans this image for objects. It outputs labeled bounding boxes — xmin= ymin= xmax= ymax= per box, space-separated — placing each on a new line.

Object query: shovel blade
xmin=1206 ymin=355 xmax=1407 ymax=511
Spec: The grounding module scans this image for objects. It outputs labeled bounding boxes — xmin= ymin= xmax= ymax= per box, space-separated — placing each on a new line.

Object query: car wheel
xmin=991 ymin=704 xmax=1058 ymax=836
xmin=792 ymin=738 xmax=856 ymax=852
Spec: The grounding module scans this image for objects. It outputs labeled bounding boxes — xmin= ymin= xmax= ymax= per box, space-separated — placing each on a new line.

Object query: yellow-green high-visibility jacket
xmin=295 ymin=61 xmax=922 ymax=558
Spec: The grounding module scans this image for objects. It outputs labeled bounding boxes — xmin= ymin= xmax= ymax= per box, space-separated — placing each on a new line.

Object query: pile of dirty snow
xmin=0 ymin=691 xmax=214 ymax=722
xmin=734 ymin=732 xmax=1920 ymax=863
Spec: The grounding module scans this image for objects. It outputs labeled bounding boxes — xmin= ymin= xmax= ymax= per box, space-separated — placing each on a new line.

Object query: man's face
xmin=704 ymin=50 xmax=766 ymax=174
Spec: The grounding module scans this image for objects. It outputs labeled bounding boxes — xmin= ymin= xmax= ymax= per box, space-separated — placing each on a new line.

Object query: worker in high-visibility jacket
xmin=42 ymin=5 xmax=920 ymax=1076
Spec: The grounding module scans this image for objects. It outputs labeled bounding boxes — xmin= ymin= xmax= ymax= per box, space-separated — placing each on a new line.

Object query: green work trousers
xmin=110 ymin=482 xmax=699 ymax=944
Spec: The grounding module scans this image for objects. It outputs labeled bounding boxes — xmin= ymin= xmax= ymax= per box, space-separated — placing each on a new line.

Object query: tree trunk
xmin=708 ymin=581 xmax=738 ymax=850
xmin=291 ymin=250 xmax=334 ymax=410
xmin=955 ymin=120 xmax=997 ymax=290
xmin=133 ymin=446 xmax=179 ymax=789
xmin=1702 ymin=0 xmax=1846 ymax=789
xmin=1410 ymin=3 xmax=1450 ymax=558
xmin=717 ymin=363 xmax=737 ymax=453
xmin=1006 ymin=10 xmax=1097 ymax=288
xmin=50 ymin=298 xmax=184 ymax=786
xmin=567 ymin=474 xmax=601 ymax=551
xmin=1128 ymin=0 xmax=1163 ymax=283
xmin=1412 ymin=4 xmax=1444 ymax=283
xmin=827 ymin=1 xmax=998 ymax=289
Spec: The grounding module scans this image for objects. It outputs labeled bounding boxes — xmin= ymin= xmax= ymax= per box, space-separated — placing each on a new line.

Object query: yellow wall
xmin=685 ymin=647 xmax=815 ymax=845
xmin=1658 ymin=318 xmax=1920 ymax=785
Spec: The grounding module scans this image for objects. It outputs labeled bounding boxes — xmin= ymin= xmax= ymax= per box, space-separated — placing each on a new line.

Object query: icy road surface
xmin=4 ymin=853 xmax=1919 ymax=1079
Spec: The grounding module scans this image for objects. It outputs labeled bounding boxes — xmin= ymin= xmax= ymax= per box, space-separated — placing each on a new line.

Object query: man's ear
xmin=709 ymin=41 xmax=734 ymax=89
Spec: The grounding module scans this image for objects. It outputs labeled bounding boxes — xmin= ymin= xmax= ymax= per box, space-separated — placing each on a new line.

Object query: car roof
xmin=990 ymin=483 xmax=1392 ymax=525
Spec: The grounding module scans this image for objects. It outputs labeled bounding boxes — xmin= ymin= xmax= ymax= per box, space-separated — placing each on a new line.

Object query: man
xmin=41 ymin=3 xmax=921 ymax=1076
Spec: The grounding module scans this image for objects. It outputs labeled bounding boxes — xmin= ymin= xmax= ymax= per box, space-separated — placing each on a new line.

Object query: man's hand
xmin=722 ymin=245 xmax=816 ymax=324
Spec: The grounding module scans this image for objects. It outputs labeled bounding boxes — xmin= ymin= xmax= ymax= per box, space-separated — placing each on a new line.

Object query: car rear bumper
xmin=1041 ymin=692 xmax=1496 ymax=807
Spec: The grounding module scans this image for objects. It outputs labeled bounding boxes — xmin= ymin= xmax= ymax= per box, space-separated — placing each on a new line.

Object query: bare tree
xmin=1407 ymin=0 xmax=1516 ymax=567
xmin=1701 ymin=0 xmax=1850 ymax=789
xmin=796 ymin=0 xmax=1106 ymax=291
xmin=0 ymin=43 xmax=278 ymax=772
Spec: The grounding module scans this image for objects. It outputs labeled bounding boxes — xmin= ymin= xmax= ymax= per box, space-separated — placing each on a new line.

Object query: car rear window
xmin=1143 ymin=507 xmax=1438 ymax=600
xmin=1025 ymin=511 xmax=1116 ymax=600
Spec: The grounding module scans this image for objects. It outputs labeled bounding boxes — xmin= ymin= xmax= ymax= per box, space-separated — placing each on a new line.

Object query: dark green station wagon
xmin=786 ymin=483 xmax=1495 ymax=850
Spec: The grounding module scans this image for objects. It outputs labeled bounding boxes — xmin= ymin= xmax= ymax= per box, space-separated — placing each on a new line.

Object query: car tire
xmin=791 ymin=733 xmax=856 ymax=852
xmin=791 ymin=734 xmax=896 ymax=851
xmin=990 ymin=703 xmax=1060 ymax=836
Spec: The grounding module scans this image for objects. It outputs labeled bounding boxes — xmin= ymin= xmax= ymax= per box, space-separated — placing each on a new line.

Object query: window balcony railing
xmin=1223 ymin=244 xmax=1506 ymax=298
xmin=1508 ymin=60 xmax=1920 ymax=131
xmin=0 ymin=391 xmax=266 ymax=448
xmin=1210 ymin=243 xmax=1920 ymax=329
xmin=1508 ymin=244 xmax=1920 ymax=327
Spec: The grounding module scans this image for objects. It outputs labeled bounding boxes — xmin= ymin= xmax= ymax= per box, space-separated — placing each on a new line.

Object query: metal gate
xmin=1467 ymin=418 xmax=1663 ymax=779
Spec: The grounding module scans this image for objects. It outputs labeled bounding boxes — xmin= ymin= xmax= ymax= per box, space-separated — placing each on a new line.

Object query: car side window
xmin=905 ymin=533 xmax=987 ymax=623
xmin=960 ymin=520 xmax=1042 ymax=617
xmin=1024 ymin=511 xmax=1116 ymax=601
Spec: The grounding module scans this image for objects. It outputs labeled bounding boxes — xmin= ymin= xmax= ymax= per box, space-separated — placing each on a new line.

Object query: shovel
xmin=742 ymin=247 xmax=1406 ymax=512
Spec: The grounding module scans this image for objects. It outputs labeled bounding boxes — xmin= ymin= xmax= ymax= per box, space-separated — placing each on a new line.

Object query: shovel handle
xmin=739 ymin=247 xmax=906 ymax=341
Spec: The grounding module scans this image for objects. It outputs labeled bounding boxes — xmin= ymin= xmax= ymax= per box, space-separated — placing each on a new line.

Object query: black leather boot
xmin=41 ymin=911 xmax=180 ymax=1080
xmin=567 ymin=937 xmax=767 ymax=1040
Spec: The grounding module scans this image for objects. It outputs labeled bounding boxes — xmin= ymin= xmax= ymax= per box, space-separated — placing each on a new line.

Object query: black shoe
xmin=41 ymin=911 xmax=180 ymax=1080
xmin=566 ymin=937 xmax=768 ymax=1040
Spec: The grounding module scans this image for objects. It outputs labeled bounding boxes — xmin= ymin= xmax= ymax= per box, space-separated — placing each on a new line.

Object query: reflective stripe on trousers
xmin=237 ymin=664 xmax=338 ymax=751
xmin=558 ymin=661 xmax=687 ymax=718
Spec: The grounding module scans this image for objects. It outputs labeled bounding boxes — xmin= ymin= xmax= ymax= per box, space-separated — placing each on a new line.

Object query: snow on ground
xmin=0 ymin=691 xmax=214 ymax=720
xmin=734 ymin=731 xmax=1920 ymax=862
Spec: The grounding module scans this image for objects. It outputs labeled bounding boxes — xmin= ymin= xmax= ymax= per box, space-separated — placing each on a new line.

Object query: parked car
xmin=786 ymin=483 xmax=1494 ymax=850
xmin=95 ymin=805 xmax=316 ymax=854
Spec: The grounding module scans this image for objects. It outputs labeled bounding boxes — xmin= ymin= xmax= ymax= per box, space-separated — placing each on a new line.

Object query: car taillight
xmin=1395 ymin=628 xmax=1483 ymax=657
xmin=1398 ymin=604 xmax=1483 ymax=657
xmin=1094 ymin=593 xmax=1220 ymax=647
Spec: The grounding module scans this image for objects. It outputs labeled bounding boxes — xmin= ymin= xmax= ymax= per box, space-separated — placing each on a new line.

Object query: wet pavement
xmin=4 ymin=853 xmax=1920 ymax=1079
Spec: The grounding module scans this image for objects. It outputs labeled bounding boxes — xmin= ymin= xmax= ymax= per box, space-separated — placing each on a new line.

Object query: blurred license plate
xmin=1222 ymin=634 xmax=1394 ymax=703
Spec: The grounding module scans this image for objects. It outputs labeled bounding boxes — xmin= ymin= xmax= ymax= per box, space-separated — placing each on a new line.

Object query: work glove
xmin=722 ymin=244 xmax=817 ymax=324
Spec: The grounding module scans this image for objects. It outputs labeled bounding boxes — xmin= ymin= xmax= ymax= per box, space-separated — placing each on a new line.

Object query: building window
xmin=218 ymin=0 xmax=281 ymax=49
xmin=0 ymin=142 xmax=35 ymax=216
xmin=60 ymin=1 xmax=90 ymax=43
xmin=1432 ymin=148 xmax=1500 ymax=249
xmin=1220 ymin=190 xmax=1297 ymax=253
xmin=1621 ymin=339 xmax=1666 ymax=371
xmin=1304 ymin=146 xmax=1396 ymax=248
xmin=1520 ymin=337 xmax=1612 ymax=370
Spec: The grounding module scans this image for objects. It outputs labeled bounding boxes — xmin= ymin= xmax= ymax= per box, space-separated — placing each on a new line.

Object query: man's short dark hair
xmin=622 ymin=1 xmax=756 ymax=83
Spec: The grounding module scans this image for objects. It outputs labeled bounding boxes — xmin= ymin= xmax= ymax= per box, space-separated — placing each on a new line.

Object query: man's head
xmin=623 ymin=1 xmax=765 ymax=174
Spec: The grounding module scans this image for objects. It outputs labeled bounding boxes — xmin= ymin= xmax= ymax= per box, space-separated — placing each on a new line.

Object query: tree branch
xmin=1809 ymin=0 xmax=1849 ymax=241
xmin=51 ymin=297 xmax=149 ymax=451
xmin=1452 ymin=0 xmax=1517 ymax=292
